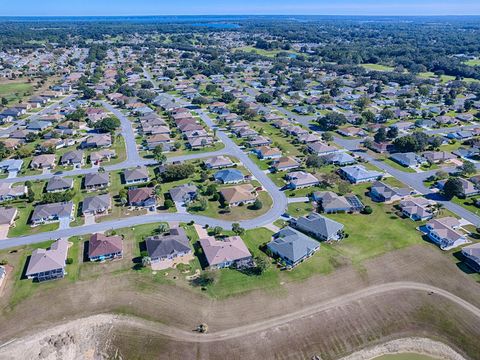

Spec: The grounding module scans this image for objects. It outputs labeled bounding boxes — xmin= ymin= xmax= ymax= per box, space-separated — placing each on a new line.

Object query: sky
xmin=2 ymin=0 xmax=480 ymax=16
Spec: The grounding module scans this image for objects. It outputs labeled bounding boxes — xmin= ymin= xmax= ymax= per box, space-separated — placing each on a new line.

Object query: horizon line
xmin=2 ymin=14 xmax=480 ymax=18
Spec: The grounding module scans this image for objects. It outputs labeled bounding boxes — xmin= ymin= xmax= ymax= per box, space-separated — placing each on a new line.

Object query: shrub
xmin=66 ymin=258 xmax=73 ymax=265
xmin=362 ymin=205 xmax=373 ymax=215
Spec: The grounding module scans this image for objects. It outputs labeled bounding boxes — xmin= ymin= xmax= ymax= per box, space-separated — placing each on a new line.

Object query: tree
xmin=232 ymin=223 xmax=245 ymax=236
xmin=252 ymin=198 xmax=263 ymax=210
xmin=322 ymin=132 xmax=334 ymax=142
xmin=337 ymin=181 xmax=352 ymax=196
xmin=387 ymin=126 xmax=399 ymax=139
xmin=317 ymin=112 xmax=347 ymax=131
xmin=153 ymin=146 xmax=167 ymax=164
xmin=141 ymin=256 xmax=152 ymax=267
xmin=164 ymin=199 xmax=174 ymax=209
xmin=0 ymin=142 xmax=10 ymax=161
xmin=94 ymin=117 xmax=120 ymax=133
xmin=82 ymin=87 xmax=96 ymax=99
xmin=362 ymin=205 xmax=373 ymax=215
xmin=356 ymin=96 xmax=370 ymax=110
xmin=393 ymin=132 xmax=429 ymax=153
xmin=362 ymin=110 xmax=376 ymax=123
xmin=212 ymin=226 xmax=223 ymax=236
xmin=306 ymin=155 xmax=327 ymax=168
xmin=252 ymin=256 xmax=269 ymax=275
xmin=374 ymin=128 xmax=387 ymax=143
xmin=442 ymin=178 xmax=464 ymax=199
xmin=161 ymin=164 xmax=195 ymax=182
xmin=221 ymin=92 xmax=235 ymax=103
xmin=256 ymin=93 xmax=273 ymax=104
xmin=460 ymin=160 xmax=476 ymax=176
xmin=205 ymin=184 xmax=217 ymax=196
xmin=1 ymin=98 xmax=7 ymax=106
xmin=193 ymin=271 xmax=217 ymax=287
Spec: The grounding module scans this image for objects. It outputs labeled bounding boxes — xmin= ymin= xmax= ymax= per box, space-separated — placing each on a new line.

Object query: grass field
xmin=464 ymin=59 xmax=480 ymax=66
xmin=0 ymin=80 xmax=33 ymax=105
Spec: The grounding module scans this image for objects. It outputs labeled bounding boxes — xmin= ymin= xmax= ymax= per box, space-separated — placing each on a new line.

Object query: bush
xmin=251 ymin=199 xmax=263 ymax=210
xmin=66 ymin=258 xmax=73 ymax=265
xmin=164 ymin=199 xmax=174 ymax=209
xmin=362 ymin=206 xmax=373 ymax=214
xmin=0 ymin=259 xmax=8 ymax=265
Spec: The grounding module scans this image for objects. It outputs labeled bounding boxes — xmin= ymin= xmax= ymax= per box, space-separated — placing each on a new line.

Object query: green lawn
xmin=451 ymin=196 xmax=480 ymax=217
xmin=361 ymin=63 xmax=395 ymax=72
xmin=378 ymin=157 xmax=417 ymax=173
xmin=465 ymin=59 xmax=480 ymax=66
xmin=0 ymin=81 xmax=33 ymax=105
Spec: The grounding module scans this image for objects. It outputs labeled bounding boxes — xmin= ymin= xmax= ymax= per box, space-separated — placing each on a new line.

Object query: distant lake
xmin=373 ymin=353 xmax=440 ymax=360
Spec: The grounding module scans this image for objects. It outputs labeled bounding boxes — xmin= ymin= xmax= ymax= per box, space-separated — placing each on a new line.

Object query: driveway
xmin=58 ymin=217 xmax=71 ymax=230
xmin=0 ymin=224 xmax=10 ymax=240
xmin=84 ymin=214 xmax=96 ymax=225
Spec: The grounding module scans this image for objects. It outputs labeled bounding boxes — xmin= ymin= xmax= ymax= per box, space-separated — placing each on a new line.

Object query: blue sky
xmin=2 ymin=0 xmax=480 ymax=16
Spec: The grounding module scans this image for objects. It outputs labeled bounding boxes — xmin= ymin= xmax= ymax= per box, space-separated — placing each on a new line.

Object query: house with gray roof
xmin=323 ymin=152 xmax=356 ymax=166
xmin=462 ymin=243 xmax=480 ymax=272
xmin=60 ymin=150 xmax=84 ymax=167
xmin=369 ymin=181 xmax=412 ymax=203
xmin=25 ymin=238 xmax=69 ymax=282
xmin=267 ymin=227 xmax=320 ymax=267
xmin=286 ymin=171 xmax=319 ymax=190
xmin=169 ymin=184 xmax=198 ymax=204
xmin=31 ymin=202 xmax=74 ymax=226
xmin=123 ymin=167 xmax=149 ymax=184
xmin=82 ymin=194 xmax=112 ymax=216
xmin=146 ymin=227 xmax=193 ymax=270
xmin=313 ymin=191 xmax=364 ymax=213
xmin=84 ymin=173 xmax=110 ymax=191
xmin=291 ymin=212 xmax=344 ymax=241
xmin=0 ymin=207 xmax=17 ymax=227
xmin=339 ymin=165 xmax=383 ymax=184
xmin=390 ymin=152 xmax=427 ymax=168
xmin=46 ymin=176 xmax=74 ymax=193
xmin=214 ymin=169 xmax=245 ymax=184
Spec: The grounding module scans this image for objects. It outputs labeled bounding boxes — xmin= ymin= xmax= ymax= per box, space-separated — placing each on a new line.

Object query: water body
xmin=373 ymin=353 xmax=440 ymax=360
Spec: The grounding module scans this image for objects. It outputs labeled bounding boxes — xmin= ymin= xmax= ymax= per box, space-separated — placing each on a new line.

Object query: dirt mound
xmin=0 ymin=315 xmax=120 ymax=360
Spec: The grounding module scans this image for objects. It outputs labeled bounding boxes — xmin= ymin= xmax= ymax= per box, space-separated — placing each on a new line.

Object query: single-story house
xmin=267 ymin=227 xmax=320 ymax=267
xmin=60 ymin=150 xmax=84 ymax=167
xmin=146 ymin=227 xmax=193 ymax=270
xmin=291 ymin=212 xmax=344 ymax=241
xmin=84 ymin=173 xmax=110 ymax=191
xmin=128 ymin=187 xmax=156 ymax=209
xmin=219 ymin=184 xmax=257 ymax=206
xmin=88 ymin=233 xmax=123 ymax=261
xmin=0 ymin=207 xmax=18 ymax=227
xmin=370 ymin=181 xmax=412 ymax=203
xmin=461 ymin=243 xmax=480 ymax=272
xmin=31 ymin=154 xmax=56 ymax=169
xmin=425 ymin=217 xmax=469 ymax=250
xmin=31 ymin=201 xmax=74 ymax=226
xmin=253 ymin=146 xmax=282 ymax=160
xmin=339 ymin=165 xmax=383 ymax=184
xmin=272 ymin=156 xmax=301 ymax=171
xmin=123 ymin=167 xmax=149 ymax=184
xmin=169 ymin=184 xmax=198 ymax=204
xmin=390 ymin=152 xmax=427 ymax=168
xmin=0 ymin=183 xmax=27 ymax=202
xmin=46 ymin=176 xmax=74 ymax=193
xmin=204 ymin=156 xmax=234 ymax=169
xmin=214 ymin=169 xmax=245 ymax=184
xmin=313 ymin=191 xmax=364 ymax=213
xmin=286 ymin=171 xmax=319 ymax=190
xmin=399 ymin=197 xmax=435 ymax=221
xmin=82 ymin=194 xmax=112 ymax=216
xmin=199 ymin=236 xmax=253 ymax=269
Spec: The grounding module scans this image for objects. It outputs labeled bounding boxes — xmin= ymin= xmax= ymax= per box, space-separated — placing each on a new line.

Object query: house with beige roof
xmin=425 ymin=217 xmax=469 ymax=250
xmin=272 ymin=156 xmax=301 ymax=171
xmin=399 ymin=197 xmax=436 ymax=221
xmin=204 ymin=155 xmax=234 ymax=169
xmin=219 ymin=184 xmax=257 ymax=207
xmin=199 ymin=236 xmax=253 ymax=269
xmin=25 ymin=238 xmax=69 ymax=282
xmin=31 ymin=154 xmax=56 ymax=169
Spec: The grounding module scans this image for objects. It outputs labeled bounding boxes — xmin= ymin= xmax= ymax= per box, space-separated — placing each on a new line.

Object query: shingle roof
xmin=199 ymin=236 xmax=252 ymax=267
xmin=25 ymin=238 xmax=68 ymax=276
xmin=146 ymin=228 xmax=191 ymax=258
xmin=268 ymin=227 xmax=319 ymax=263
xmin=88 ymin=233 xmax=123 ymax=258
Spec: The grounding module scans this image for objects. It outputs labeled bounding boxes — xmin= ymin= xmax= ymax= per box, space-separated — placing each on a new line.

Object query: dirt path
xmin=2 ymin=280 xmax=479 ymax=351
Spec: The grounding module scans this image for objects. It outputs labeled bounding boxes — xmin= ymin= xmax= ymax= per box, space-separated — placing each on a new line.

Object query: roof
xmin=31 ymin=202 xmax=73 ymax=221
xmin=88 ymin=233 xmax=123 ymax=258
xmin=46 ymin=176 xmax=73 ymax=192
xmin=61 ymin=150 xmax=84 ymax=163
xmin=0 ymin=207 xmax=17 ymax=225
xmin=146 ymin=228 xmax=191 ymax=258
xmin=25 ymin=238 xmax=68 ymax=276
xmin=268 ymin=227 xmax=319 ymax=263
xmin=220 ymin=184 xmax=256 ymax=204
xmin=214 ymin=169 xmax=244 ymax=183
xmin=294 ymin=212 xmax=344 ymax=239
xmin=84 ymin=172 xmax=109 ymax=187
xmin=169 ymin=184 xmax=197 ymax=202
xmin=341 ymin=165 xmax=382 ymax=181
xmin=82 ymin=194 xmax=111 ymax=213
xmin=128 ymin=187 xmax=154 ymax=204
xmin=199 ymin=236 xmax=252 ymax=267
xmin=124 ymin=167 xmax=149 ymax=182
xmin=371 ymin=181 xmax=411 ymax=200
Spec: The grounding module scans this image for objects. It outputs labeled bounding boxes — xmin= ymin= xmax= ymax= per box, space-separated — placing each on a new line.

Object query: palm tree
xmin=141 ymin=256 xmax=151 ymax=268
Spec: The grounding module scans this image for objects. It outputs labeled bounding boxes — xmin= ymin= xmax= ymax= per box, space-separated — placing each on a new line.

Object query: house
xmin=339 ymin=165 xmax=383 ymax=184
xmin=82 ymin=133 xmax=112 ymax=148
xmin=169 ymin=184 xmax=198 ymax=204
xmin=88 ymin=233 xmax=123 ymax=261
xmin=60 ymin=150 xmax=84 ymax=167
xmin=128 ymin=187 xmax=156 ymax=209
xmin=369 ymin=181 xmax=412 ymax=203
xmin=272 ymin=156 xmax=301 ymax=171
xmin=425 ymin=217 xmax=469 ymax=250
xmin=90 ymin=149 xmax=116 ymax=165
xmin=214 ymin=169 xmax=245 ymax=184
xmin=313 ymin=191 xmax=364 ymax=213
xmin=323 ymin=152 xmax=356 ymax=166
xmin=422 ymin=151 xmax=455 ymax=164
xmin=0 ymin=159 xmax=23 ymax=174
xmin=219 ymin=184 xmax=257 ymax=206
xmin=82 ymin=194 xmax=112 ymax=216
xmin=291 ymin=212 xmax=344 ymax=241
xmin=390 ymin=152 xmax=427 ymax=168
xmin=204 ymin=155 xmax=234 ymax=169
xmin=25 ymin=238 xmax=68 ymax=282
xmin=84 ymin=173 xmax=110 ymax=191
xmin=27 ymin=120 xmax=52 ymax=131
xmin=0 ymin=183 xmax=26 ymax=202
xmin=437 ymin=178 xmax=479 ymax=198
xmin=338 ymin=127 xmax=366 ymax=137
xmin=31 ymin=202 xmax=74 ymax=226
xmin=123 ymin=167 xmax=149 ymax=184
xmin=0 ymin=207 xmax=18 ymax=227
xmin=199 ymin=236 xmax=253 ymax=269
xmin=267 ymin=227 xmax=320 ymax=267
xmin=461 ymin=243 xmax=480 ymax=272
xmin=286 ymin=171 xmax=319 ymax=189
xmin=46 ymin=176 xmax=74 ymax=193
xmin=307 ymin=142 xmax=339 ymax=156
xmin=31 ymin=154 xmax=56 ymax=169
xmin=145 ymin=227 xmax=193 ymax=270
xmin=399 ymin=197 xmax=435 ymax=221
xmin=253 ymin=146 xmax=282 ymax=160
